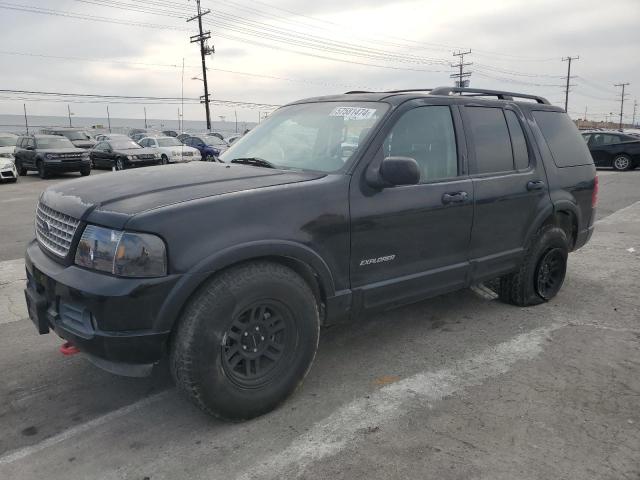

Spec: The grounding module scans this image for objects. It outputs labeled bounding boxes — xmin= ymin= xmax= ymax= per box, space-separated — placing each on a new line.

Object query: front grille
xmin=183 ymin=151 xmax=193 ymax=156
xmin=137 ymin=154 xmax=155 ymax=160
xmin=35 ymin=201 xmax=80 ymax=257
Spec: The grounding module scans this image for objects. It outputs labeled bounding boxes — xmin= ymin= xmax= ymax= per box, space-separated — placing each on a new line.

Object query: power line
xmin=562 ymin=55 xmax=579 ymax=112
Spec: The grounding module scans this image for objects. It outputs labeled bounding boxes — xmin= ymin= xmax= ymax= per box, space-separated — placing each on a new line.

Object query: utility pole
xmin=632 ymin=99 xmax=637 ymax=127
xmin=181 ymin=57 xmax=185 ymax=132
xmin=614 ymin=82 xmax=630 ymax=130
xmin=450 ymin=50 xmax=472 ymax=90
xmin=23 ymin=103 xmax=29 ymax=134
xmin=67 ymin=104 xmax=73 ymax=127
xmin=107 ymin=105 xmax=111 ymax=133
xmin=144 ymin=107 xmax=147 ymax=129
xmin=187 ymin=0 xmax=214 ymax=131
xmin=562 ymin=56 xmax=579 ymax=112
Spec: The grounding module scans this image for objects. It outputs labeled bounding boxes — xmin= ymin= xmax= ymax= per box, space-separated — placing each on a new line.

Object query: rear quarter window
xmin=532 ymin=111 xmax=592 ymax=167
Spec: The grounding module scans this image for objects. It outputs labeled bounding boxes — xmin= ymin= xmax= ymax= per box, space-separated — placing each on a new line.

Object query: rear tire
xmin=80 ymin=166 xmax=91 ymax=176
xmin=612 ymin=154 xmax=632 ymax=171
xmin=498 ymin=225 xmax=569 ymax=306
xmin=170 ymin=261 xmax=320 ymax=421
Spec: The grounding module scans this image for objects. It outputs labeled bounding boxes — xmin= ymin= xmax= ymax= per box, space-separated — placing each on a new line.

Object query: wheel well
xmin=542 ymin=210 xmax=577 ymax=250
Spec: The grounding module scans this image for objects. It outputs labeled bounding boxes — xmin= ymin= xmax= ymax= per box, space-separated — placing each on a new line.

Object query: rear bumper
xmin=574 ymin=224 xmax=595 ymax=251
xmin=25 ymin=240 xmax=180 ymax=367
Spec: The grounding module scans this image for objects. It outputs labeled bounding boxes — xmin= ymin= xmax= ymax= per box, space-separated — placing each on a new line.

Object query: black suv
xmin=14 ymin=134 xmax=91 ymax=178
xmin=24 ymin=87 xmax=596 ymax=420
xmin=40 ymin=127 xmax=96 ymax=149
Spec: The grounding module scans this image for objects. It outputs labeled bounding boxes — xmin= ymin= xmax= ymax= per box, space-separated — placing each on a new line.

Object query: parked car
xmin=0 ymin=133 xmax=18 ymax=183
xmin=40 ymin=127 xmax=96 ymax=149
xmin=204 ymin=132 xmax=225 ymax=141
xmin=24 ymin=86 xmax=596 ymax=421
xmin=132 ymin=131 xmax=162 ymax=143
xmin=177 ymin=133 xmax=191 ymax=143
xmin=95 ymin=133 xmax=129 ymax=142
xmin=138 ymin=136 xmax=201 ymax=164
xmin=225 ymin=134 xmax=243 ymax=145
xmin=162 ymin=130 xmax=179 ymax=137
xmin=581 ymin=131 xmax=640 ymax=171
xmin=90 ymin=138 xmax=160 ymax=170
xmin=14 ymin=134 xmax=91 ymax=178
xmin=183 ymin=135 xmax=229 ymax=161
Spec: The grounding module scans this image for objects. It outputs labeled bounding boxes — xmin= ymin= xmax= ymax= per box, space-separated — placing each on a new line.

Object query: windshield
xmin=36 ymin=137 xmax=75 ymax=149
xmin=158 ymin=138 xmax=182 ymax=147
xmin=110 ymin=140 xmax=141 ymax=150
xmin=0 ymin=136 xmax=17 ymax=147
xmin=61 ymin=131 xmax=90 ymax=141
xmin=221 ymin=102 xmax=389 ymax=172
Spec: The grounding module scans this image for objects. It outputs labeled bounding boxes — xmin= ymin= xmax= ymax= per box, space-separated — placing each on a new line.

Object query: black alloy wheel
xmin=535 ymin=248 xmax=566 ymax=300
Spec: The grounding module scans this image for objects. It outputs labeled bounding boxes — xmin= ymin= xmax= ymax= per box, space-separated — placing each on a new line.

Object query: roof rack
xmin=344 ymin=86 xmax=550 ymax=105
xmin=429 ymin=86 xmax=550 ymax=104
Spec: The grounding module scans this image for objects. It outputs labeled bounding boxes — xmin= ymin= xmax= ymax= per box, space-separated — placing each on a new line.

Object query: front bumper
xmin=44 ymin=160 xmax=90 ymax=171
xmin=0 ymin=163 xmax=17 ymax=180
xmin=24 ymin=240 xmax=180 ymax=367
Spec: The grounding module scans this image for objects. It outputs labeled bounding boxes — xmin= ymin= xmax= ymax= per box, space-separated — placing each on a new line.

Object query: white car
xmin=0 ymin=133 xmax=18 ymax=183
xmin=138 ymin=136 xmax=202 ymax=164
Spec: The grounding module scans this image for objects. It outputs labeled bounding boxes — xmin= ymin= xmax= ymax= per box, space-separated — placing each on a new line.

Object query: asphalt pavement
xmin=0 ymin=168 xmax=638 ymax=479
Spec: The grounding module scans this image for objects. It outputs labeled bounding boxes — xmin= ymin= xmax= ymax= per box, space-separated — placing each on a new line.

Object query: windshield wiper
xmin=230 ymin=157 xmax=275 ymax=169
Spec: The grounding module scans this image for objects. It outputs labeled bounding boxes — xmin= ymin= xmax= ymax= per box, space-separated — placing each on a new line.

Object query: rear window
xmin=532 ymin=111 xmax=592 ymax=167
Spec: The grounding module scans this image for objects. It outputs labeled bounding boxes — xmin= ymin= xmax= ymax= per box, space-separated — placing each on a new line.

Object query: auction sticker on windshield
xmin=329 ymin=106 xmax=378 ymax=121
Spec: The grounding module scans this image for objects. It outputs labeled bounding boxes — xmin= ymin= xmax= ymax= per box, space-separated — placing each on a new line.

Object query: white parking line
xmin=237 ymin=324 xmax=558 ymax=480
xmin=0 ymin=391 xmax=169 ymax=465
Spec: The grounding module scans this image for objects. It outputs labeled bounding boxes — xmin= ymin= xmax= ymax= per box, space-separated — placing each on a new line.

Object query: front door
xmin=350 ymin=103 xmax=474 ymax=310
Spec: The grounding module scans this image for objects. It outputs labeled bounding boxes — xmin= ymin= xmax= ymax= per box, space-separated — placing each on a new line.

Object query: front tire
xmin=612 ymin=154 xmax=632 ymax=171
xmin=37 ymin=161 xmax=49 ymax=179
xmin=161 ymin=155 xmax=169 ymax=165
xmin=16 ymin=161 xmax=27 ymax=176
xmin=498 ymin=225 xmax=569 ymax=306
xmin=205 ymin=154 xmax=215 ymax=162
xmin=80 ymin=166 xmax=91 ymax=176
xmin=115 ymin=158 xmax=124 ymax=171
xmin=170 ymin=261 xmax=320 ymax=421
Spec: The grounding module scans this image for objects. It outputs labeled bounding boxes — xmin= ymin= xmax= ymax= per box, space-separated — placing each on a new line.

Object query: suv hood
xmin=71 ymin=139 xmax=96 ymax=149
xmin=39 ymin=148 xmax=87 ymax=154
xmin=40 ymin=162 xmax=324 ymax=229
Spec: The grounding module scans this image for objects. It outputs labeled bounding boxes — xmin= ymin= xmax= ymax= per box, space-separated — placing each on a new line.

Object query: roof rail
xmin=429 ymin=86 xmax=550 ymax=105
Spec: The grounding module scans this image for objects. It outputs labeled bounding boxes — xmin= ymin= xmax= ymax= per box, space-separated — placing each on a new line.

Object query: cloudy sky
xmin=0 ymin=0 xmax=638 ymax=125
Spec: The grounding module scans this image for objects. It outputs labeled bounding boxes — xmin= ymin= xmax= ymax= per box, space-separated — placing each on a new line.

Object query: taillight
xmin=592 ymin=175 xmax=598 ymax=208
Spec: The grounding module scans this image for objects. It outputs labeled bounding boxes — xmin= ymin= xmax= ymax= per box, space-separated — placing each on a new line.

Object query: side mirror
xmin=373 ymin=156 xmax=420 ymax=187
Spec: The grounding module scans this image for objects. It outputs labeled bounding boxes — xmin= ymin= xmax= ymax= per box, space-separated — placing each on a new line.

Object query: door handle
xmin=442 ymin=191 xmax=468 ymax=204
xmin=527 ymin=180 xmax=545 ymax=191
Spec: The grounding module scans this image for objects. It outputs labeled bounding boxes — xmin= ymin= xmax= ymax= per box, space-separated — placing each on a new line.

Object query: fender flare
xmin=523 ymin=200 xmax=581 ymax=248
xmin=154 ymin=240 xmax=336 ymax=332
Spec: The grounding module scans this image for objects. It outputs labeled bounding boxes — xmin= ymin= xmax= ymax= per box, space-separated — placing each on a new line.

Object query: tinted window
xmin=17 ymin=137 xmax=25 ymax=148
xmin=466 ymin=107 xmax=513 ymax=174
xmin=581 ymin=133 xmax=591 ymax=143
xmin=158 ymin=138 xmax=182 ymax=147
xmin=110 ymin=140 xmax=141 ymax=150
xmin=383 ymin=106 xmax=458 ymax=183
xmin=602 ymin=134 xmax=621 ymax=145
xmin=532 ymin=111 xmax=592 ymax=167
xmin=504 ymin=110 xmax=529 ymax=170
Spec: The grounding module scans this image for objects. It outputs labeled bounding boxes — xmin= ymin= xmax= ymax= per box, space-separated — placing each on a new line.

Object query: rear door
xmin=349 ymin=102 xmax=474 ymax=310
xmin=461 ymin=104 xmax=551 ymax=281
xmin=24 ymin=137 xmax=37 ymax=167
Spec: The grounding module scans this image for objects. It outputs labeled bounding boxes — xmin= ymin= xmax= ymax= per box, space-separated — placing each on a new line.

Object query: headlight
xmin=75 ymin=225 xmax=167 ymax=277
xmin=127 ymin=155 xmax=134 ymax=160
xmin=82 ymin=152 xmax=90 ymax=159
xmin=0 ymin=153 xmax=13 ymax=159
xmin=0 ymin=160 xmax=13 ymax=169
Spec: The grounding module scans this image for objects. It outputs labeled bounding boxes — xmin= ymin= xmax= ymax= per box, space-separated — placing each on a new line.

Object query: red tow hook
xmin=60 ymin=341 xmax=80 ymax=356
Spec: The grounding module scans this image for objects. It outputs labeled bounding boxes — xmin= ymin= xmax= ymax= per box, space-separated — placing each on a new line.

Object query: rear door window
xmin=504 ymin=110 xmax=530 ymax=170
xmin=532 ymin=110 xmax=592 ymax=167
xmin=465 ymin=107 xmax=514 ymax=174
